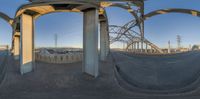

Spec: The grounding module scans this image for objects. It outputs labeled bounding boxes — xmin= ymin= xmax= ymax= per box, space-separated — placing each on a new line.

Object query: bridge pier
xmin=131 ymin=44 xmax=134 ymax=52
xmin=150 ymin=46 xmax=153 ymax=53
xmin=168 ymin=41 xmax=171 ymax=53
xmin=137 ymin=42 xmax=139 ymax=52
xmin=141 ymin=41 xmax=143 ymax=53
xmin=134 ymin=43 xmax=136 ymax=52
xmin=83 ymin=8 xmax=99 ymax=77
xmin=20 ymin=14 xmax=34 ymax=75
xmin=145 ymin=43 xmax=148 ymax=53
xmin=105 ymin=35 xmax=109 ymax=56
xmin=14 ymin=34 xmax=20 ymax=60
xmin=100 ymin=21 xmax=108 ymax=61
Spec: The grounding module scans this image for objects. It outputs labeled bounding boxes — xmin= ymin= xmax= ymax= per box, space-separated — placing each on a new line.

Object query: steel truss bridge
xmin=0 ymin=0 xmax=200 ymax=77
xmin=109 ymin=19 xmax=164 ymax=54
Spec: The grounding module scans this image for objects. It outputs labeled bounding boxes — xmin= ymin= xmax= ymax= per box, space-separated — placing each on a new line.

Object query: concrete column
xmin=150 ymin=46 xmax=153 ymax=53
xmin=105 ymin=22 xmax=110 ymax=56
xmin=168 ymin=41 xmax=171 ymax=53
xmin=83 ymin=8 xmax=99 ymax=77
xmin=145 ymin=43 xmax=148 ymax=53
xmin=14 ymin=35 xmax=20 ymax=60
xmin=20 ymin=14 xmax=34 ymax=75
xmin=131 ymin=44 xmax=134 ymax=52
xmin=141 ymin=41 xmax=143 ymax=52
xmin=137 ymin=42 xmax=139 ymax=52
xmin=106 ymin=38 xmax=110 ymax=55
xmin=100 ymin=21 xmax=108 ymax=61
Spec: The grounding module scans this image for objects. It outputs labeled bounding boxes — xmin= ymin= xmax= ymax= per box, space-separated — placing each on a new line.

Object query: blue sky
xmin=0 ymin=0 xmax=200 ymax=48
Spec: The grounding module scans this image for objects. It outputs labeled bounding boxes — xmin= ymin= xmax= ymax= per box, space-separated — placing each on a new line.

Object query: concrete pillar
xmin=131 ymin=44 xmax=134 ymax=52
xmin=20 ymin=14 xmax=34 ymax=75
xmin=134 ymin=43 xmax=136 ymax=52
xmin=145 ymin=43 xmax=148 ymax=53
xmin=141 ymin=41 xmax=143 ymax=52
xmin=150 ymin=46 xmax=153 ymax=53
xmin=14 ymin=35 xmax=20 ymax=60
xmin=83 ymin=8 xmax=99 ymax=77
xmin=100 ymin=21 xmax=108 ymax=61
xmin=106 ymin=38 xmax=109 ymax=56
xmin=137 ymin=42 xmax=139 ymax=52
xmin=105 ymin=22 xmax=110 ymax=56
xmin=168 ymin=41 xmax=171 ymax=53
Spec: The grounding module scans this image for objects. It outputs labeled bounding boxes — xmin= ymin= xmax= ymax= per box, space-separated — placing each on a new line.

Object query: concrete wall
xmin=35 ymin=52 xmax=83 ymax=64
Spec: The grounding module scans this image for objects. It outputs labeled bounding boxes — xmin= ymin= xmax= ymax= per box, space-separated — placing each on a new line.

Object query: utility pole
xmin=54 ymin=33 xmax=58 ymax=48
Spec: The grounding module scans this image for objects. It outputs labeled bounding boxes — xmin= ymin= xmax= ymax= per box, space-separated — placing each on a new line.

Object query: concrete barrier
xmin=35 ymin=52 xmax=83 ymax=64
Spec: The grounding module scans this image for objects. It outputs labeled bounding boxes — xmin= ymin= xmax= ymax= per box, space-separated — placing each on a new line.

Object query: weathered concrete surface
xmin=83 ymin=8 xmax=99 ymax=77
xmin=20 ymin=14 xmax=34 ymax=74
xmin=0 ymin=51 xmax=8 ymax=85
xmin=2 ymin=54 xmax=200 ymax=98
xmin=0 ymin=51 xmax=7 ymax=64
xmin=100 ymin=21 xmax=109 ymax=61
xmin=0 ymin=55 xmax=133 ymax=99
xmin=13 ymin=36 xmax=20 ymax=60
xmin=112 ymin=51 xmax=200 ymax=93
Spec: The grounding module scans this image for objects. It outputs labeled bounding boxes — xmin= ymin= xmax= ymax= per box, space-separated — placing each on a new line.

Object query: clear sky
xmin=0 ymin=0 xmax=200 ymax=49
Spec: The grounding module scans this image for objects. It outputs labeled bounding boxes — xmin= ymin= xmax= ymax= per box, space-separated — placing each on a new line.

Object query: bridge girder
xmin=144 ymin=8 xmax=200 ymax=20
xmin=0 ymin=12 xmax=13 ymax=25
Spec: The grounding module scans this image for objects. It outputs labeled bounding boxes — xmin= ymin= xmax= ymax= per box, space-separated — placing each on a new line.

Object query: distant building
xmin=179 ymin=48 xmax=189 ymax=52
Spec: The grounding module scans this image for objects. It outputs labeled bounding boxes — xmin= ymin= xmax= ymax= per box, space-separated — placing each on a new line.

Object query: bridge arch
xmin=0 ymin=12 xmax=13 ymax=25
xmin=13 ymin=1 xmax=113 ymax=77
xmin=0 ymin=12 xmax=14 ymax=53
xmin=144 ymin=8 xmax=200 ymax=20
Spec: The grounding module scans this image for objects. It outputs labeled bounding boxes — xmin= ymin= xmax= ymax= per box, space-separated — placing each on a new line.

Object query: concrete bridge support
xmin=106 ymin=39 xmax=109 ymax=56
xmin=83 ymin=8 xmax=99 ymax=77
xmin=133 ymin=43 xmax=136 ymax=52
xmin=150 ymin=46 xmax=153 ymax=53
xmin=14 ymin=35 xmax=20 ymax=60
xmin=100 ymin=21 xmax=108 ymax=61
xmin=137 ymin=42 xmax=139 ymax=52
xmin=131 ymin=44 xmax=134 ymax=52
xmin=20 ymin=14 xmax=34 ymax=75
xmin=145 ymin=43 xmax=148 ymax=53
xmin=141 ymin=41 xmax=143 ymax=53
xmin=168 ymin=41 xmax=171 ymax=53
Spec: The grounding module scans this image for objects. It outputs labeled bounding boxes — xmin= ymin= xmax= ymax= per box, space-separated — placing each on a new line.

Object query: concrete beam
xmin=20 ymin=14 xmax=34 ymax=75
xmin=83 ymin=8 xmax=99 ymax=77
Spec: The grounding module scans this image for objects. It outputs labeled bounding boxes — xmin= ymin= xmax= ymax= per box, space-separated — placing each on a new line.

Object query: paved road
xmin=2 ymin=52 xmax=200 ymax=98
xmin=0 ymin=51 xmax=7 ymax=65
xmin=112 ymin=51 xmax=200 ymax=92
xmin=0 ymin=55 xmax=141 ymax=99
